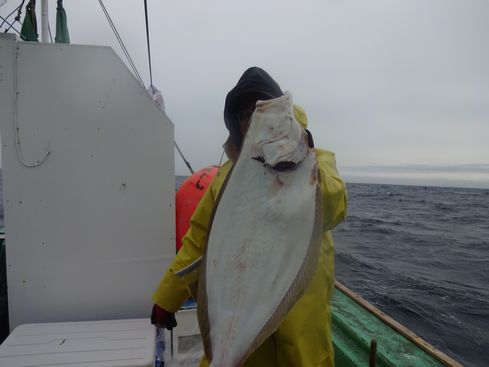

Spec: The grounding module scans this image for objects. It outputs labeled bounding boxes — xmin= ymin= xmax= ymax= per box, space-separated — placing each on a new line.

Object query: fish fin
xmin=237 ymin=183 xmax=323 ymax=365
xmin=197 ymin=163 xmax=237 ymax=363
xmin=197 ymin=264 xmax=212 ymax=361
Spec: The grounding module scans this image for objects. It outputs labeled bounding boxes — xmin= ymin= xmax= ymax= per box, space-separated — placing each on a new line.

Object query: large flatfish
xmin=197 ymin=92 xmax=322 ymax=367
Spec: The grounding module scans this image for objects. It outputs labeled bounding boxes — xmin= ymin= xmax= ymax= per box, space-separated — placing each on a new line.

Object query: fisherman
xmin=151 ymin=67 xmax=347 ymax=366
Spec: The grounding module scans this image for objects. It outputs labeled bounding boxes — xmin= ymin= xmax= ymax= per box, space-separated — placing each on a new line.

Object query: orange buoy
xmin=175 ymin=165 xmax=219 ymax=252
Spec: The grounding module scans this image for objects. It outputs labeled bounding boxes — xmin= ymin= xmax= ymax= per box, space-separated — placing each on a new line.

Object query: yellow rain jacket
xmin=153 ymin=107 xmax=347 ymax=366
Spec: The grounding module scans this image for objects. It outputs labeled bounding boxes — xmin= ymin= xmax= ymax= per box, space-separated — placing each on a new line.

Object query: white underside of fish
xmin=198 ymin=93 xmax=322 ymax=367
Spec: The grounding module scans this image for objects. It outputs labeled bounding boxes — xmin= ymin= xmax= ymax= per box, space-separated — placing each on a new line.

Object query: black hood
xmin=224 ymin=67 xmax=283 ymax=150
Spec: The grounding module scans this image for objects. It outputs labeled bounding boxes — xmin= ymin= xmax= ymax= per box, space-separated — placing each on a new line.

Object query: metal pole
xmin=369 ymin=339 xmax=377 ymax=367
xmin=41 ymin=0 xmax=49 ymax=42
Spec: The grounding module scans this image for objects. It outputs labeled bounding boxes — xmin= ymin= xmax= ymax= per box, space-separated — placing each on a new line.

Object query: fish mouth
xmin=252 ymin=156 xmax=299 ymax=171
xmin=272 ymin=161 xmax=298 ymax=171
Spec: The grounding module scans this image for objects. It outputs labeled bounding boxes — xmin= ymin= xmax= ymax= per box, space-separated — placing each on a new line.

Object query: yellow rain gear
xmin=153 ymin=107 xmax=347 ymax=366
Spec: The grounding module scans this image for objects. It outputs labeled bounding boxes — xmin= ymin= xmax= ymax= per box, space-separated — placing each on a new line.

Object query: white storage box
xmin=0 ymin=319 xmax=155 ymax=367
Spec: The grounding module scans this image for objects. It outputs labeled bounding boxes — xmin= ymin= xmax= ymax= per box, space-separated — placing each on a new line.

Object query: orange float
xmin=175 ymin=165 xmax=219 ymax=252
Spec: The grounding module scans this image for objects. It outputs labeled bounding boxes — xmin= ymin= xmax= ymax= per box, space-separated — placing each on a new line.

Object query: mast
xmin=41 ymin=0 xmax=49 ymax=42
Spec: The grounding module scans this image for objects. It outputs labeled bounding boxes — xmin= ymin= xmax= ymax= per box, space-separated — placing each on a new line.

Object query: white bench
xmin=0 ymin=319 xmax=155 ymax=367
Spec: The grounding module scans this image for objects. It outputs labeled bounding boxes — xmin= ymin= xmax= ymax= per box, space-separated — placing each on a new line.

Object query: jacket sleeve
xmin=152 ymin=180 xmax=217 ymax=312
xmin=315 ymin=148 xmax=348 ymax=231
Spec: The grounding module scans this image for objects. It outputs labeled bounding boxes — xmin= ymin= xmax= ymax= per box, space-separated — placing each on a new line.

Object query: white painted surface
xmin=41 ymin=0 xmax=49 ymax=43
xmin=0 ymin=35 xmax=175 ymax=329
xmin=0 ymin=319 xmax=155 ymax=367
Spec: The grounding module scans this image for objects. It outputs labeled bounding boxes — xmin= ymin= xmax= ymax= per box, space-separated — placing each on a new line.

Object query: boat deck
xmin=161 ymin=283 xmax=461 ymax=367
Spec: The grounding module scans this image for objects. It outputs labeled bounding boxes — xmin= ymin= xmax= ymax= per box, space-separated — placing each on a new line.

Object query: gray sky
xmin=2 ymin=0 xmax=489 ymax=187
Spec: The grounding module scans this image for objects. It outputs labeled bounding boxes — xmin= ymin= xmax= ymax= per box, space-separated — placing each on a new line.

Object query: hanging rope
xmin=97 ymin=0 xmax=196 ymax=175
xmin=143 ymin=0 xmax=153 ymax=87
xmin=0 ymin=16 xmax=21 ymax=34
xmin=175 ymin=142 xmax=194 ymax=174
xmin=216 ymin=149 xmax=225 ymax=177
xmin=141 ymin=0 xmax=195 ymax=175
xmin=1 ymin=3 xmax=22 ymax=32
xmin=13 ymin=50 xmax=51 ymax=167
xmin=98 ymin=0 xmax=145 ymax=88
xmin=48 ymin=23 xmax=53 ymax=43
xmin=14 ymin=0 xmax=26 ymax=21
xmin=1 ymin=4 xmax=21 ymax=29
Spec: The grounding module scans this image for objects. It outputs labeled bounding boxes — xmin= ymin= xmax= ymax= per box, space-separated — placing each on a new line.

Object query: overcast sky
xmin=2 ymin=0 xmax=488 ymax=187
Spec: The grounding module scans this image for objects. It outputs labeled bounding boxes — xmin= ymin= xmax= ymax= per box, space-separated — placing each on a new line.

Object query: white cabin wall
xmin=0 ymin=34 xmax=175 ymax=329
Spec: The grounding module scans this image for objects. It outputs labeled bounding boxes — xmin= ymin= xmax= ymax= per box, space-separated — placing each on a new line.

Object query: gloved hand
xmin=151 ymin=304 xmax=177 ymax=330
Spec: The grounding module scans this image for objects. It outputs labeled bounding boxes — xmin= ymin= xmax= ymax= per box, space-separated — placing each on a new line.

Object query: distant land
xmin=339 ymin=164 xmax=489 ymax=189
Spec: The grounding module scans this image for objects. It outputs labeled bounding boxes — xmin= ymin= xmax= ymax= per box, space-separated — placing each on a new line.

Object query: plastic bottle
xmin=155 ymin=327 xmax=165 ymax=367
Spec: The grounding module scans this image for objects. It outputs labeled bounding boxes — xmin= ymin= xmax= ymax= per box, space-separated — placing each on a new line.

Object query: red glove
xmin=151 ymin=304 xmax=177 ymax=330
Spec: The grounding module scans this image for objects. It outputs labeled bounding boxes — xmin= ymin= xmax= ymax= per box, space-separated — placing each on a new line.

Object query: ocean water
xmin=334 ymin=183 xmax=489 ymax=367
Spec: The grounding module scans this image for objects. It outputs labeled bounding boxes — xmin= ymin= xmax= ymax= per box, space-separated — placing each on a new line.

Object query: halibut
xmin=197 ymin=92 xmax=322 ymax=367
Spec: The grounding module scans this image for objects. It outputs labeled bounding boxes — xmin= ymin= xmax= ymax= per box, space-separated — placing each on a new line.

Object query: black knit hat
xmin=224 ymin=67 xmax=283 ymax=149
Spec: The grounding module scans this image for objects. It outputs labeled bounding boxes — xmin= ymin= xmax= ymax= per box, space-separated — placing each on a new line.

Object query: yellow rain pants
xmin=153 ymin=109 xmax=347 ymax=367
